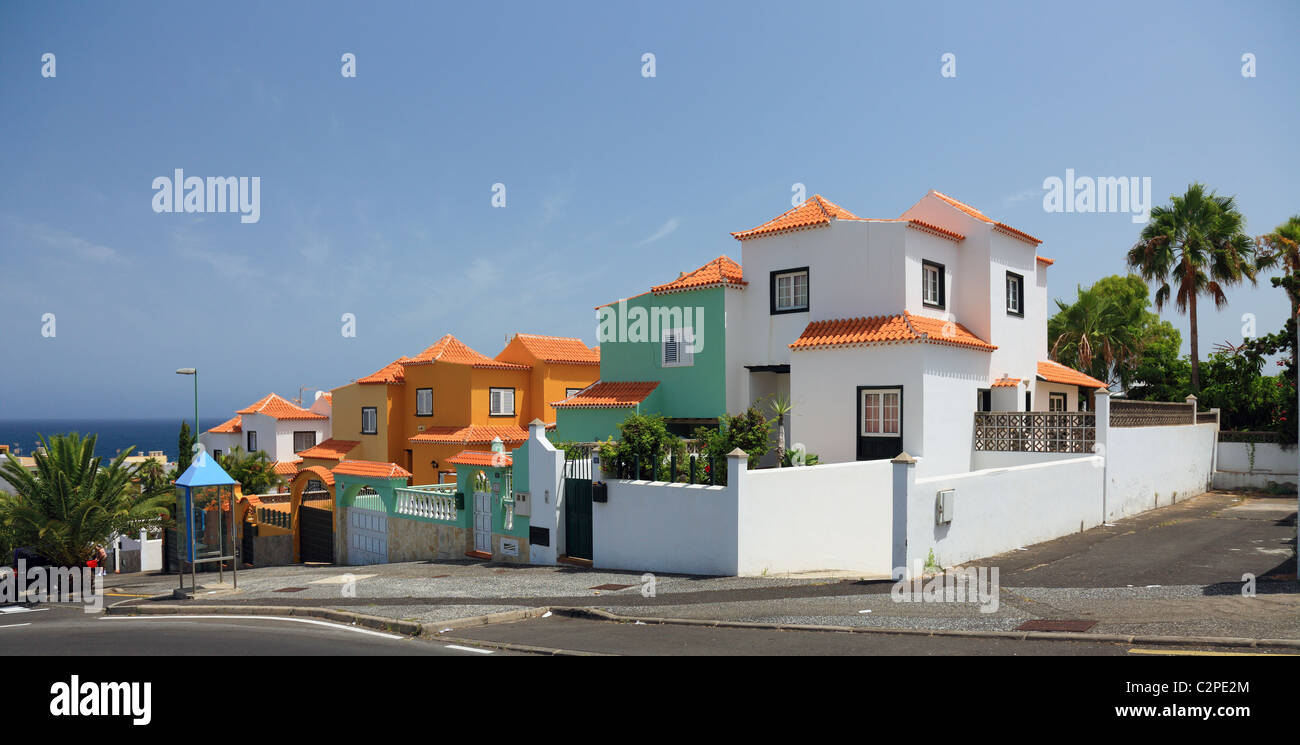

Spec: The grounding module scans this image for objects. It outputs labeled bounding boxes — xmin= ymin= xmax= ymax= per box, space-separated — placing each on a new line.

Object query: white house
xmin=727 ymin=191 xmax=1105 ymax=476
xmin=199 ymin=391 xmax=333 ymax=480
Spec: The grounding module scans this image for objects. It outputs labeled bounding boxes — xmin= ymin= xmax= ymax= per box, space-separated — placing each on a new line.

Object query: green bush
xmin=693 ymin=405 xmax=772 ymax=485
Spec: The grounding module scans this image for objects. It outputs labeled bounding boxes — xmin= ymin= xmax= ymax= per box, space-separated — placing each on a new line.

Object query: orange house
xmin=330 ymin=333 xmax=599 ymax=485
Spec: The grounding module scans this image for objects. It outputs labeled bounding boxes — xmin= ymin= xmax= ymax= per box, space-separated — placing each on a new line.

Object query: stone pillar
xmin=891 ymin=452 xmax=917 ymax=580
xmin=1185 ymin=394 xmax=1198 ymax=424
xmin=1094 ymin=387 xmax=1110 ymax=522
xmin=727 ymin=448 xmax=748 ymax=487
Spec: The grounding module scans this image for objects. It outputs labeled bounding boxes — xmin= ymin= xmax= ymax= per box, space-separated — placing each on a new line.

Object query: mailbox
xmin=592 ymin=481 xmax=608 ymax=503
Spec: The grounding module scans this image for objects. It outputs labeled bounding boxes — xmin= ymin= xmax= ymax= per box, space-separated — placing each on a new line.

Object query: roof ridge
xmin=900 ymin=311 xmax=924 ymax=340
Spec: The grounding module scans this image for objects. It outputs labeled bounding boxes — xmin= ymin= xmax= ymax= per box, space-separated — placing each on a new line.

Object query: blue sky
xmin=1 ymin=0 xmax=1296 ymax=419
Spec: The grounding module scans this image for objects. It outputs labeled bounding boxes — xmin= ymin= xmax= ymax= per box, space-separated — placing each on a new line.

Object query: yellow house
xmin=331 ymin=333 xmax=599 ymax=484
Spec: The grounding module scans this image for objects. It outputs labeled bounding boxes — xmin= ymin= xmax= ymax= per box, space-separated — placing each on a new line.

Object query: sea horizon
xmin=0 ymin=417 xmax=227 ymax=462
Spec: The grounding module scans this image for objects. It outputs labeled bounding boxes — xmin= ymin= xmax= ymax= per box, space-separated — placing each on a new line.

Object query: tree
xmin=1126 ymin=183 xmax=1259 ymax=393
xmin=1049 ymin=274 xmax=1182 ymax=390
xmin=0 ymin=433 xmax=172 ymax=565
xmin=216 ymin=446 xmax=282 ymax=496
xmin=694 ymin=406 xmax=772 ymax=484
xmin=1255 ymin=215 xmax=1300 ymax=377
xmin=133 ymin=456 xmax=170 ymax=498
xmin=768 ymin=394 xmax=793 ymax=466
xmin=176 ymin=420 xmax=195 ymax=475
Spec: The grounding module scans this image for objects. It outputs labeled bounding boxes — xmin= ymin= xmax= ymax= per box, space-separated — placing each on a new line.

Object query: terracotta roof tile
xmin=1037 ymin=360 xmax=1106 ymax=389
xmin=409 ymin=425 xmax=530 ymax=445
xmin=356 ymin=357 xmax=410 ymax=385
xmin=272 ymin=458 xmax=302 ymax=477
xmin=789 ymin=312 xmax=996 ymax=352
xmin=408 ymin=334 xmax=530 ymax=370
xmin=207 ymin=415 xmax=242 ymax=434
xmin=292 ymin=465 xmax=336 ymax=487
xmin=551 ymin=381 xmax=659 ymax=408
xmin=732 ymin=195 xmax=860 ymax=241
xmin=296 ymin=439 xmax=360 ymax=461
xmin=332 ymin=460 xmax=413 ymax=479
xmin=651 ymin=256 xmax=747 ymax=294
xmin=505 ymin=334 xmax=600 ymax=365
xmin=991 ymin=377 xmax=1021 ymax=388
xmin=1036 ymin=255 xmax=1054 ymax=265
xmin=906 ymin=220 xmax=965 ymax=242
xmin=236 ymin=393 xmax=328 ymax=420
xmin=928 ymin=191 xmax=1042 ymax=245
xmin=446 ymin=450 xmax=513 ymax=467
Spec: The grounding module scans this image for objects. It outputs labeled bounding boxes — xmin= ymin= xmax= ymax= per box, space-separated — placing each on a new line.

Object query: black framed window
xmin=1006 ymin=271 xmax=1024 ymax=316
xmin=361 ymin=406 xmax=377 ymax=435
xmin=1049 ymin=392 xmax=1067 ymax=412
xmin=293 ymin=431 xmax=317 ymax=452
xmin=977 ymin=388 xmax=992 ymax=412
xmin=565 ymin=387 xmax=583 ymax=399
xmin=489 ymin=387 xmax=516 ymax=417
xmin=922 ymin=260 xmax=945 ymax=308
xmin=1025 ymin=390 xmax=1032 ymax=411
xmin=859 ymin=388 xmax=902 ymax=436
xmin=770 ymin=267 xmax=810 ymax=314
xmin=212 ymin=449 xmax=222 ymax=459
xmin=246 ymin=431 xmax=257 ymax=452
xmin=416 ymin=387 xmax=433 ymax=416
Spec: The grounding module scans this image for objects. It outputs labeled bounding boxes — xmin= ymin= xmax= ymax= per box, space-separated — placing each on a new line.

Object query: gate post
xmin=890 ymin=452 xmax=916 ymax=580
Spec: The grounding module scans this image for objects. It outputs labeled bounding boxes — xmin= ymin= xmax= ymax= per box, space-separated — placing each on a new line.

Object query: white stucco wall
xmin=524 ymin=425 xmax=563 ymax=565
xmin=738 ymin=459 xmax=893 ymax=576
xmin=592 ymin=480 xmax=739 ymax=575
xmin=197 ymin=431 xmax=241 ymax=458
xmin=909 ymin=456 xmax=1104 ymax=568
xmin=1105 ymin=423 xmax=1217 ymax=520
xmin=1216 ymin=441 xmax=1297 ymax=475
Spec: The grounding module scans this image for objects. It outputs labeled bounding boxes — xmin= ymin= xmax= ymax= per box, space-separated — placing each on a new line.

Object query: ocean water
xmin=0 ymin=419 xmax=200 ymax=462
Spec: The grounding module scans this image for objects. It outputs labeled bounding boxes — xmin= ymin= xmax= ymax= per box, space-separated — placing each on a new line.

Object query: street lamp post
xmin=175 ymin=368 xmax=197 ymax=592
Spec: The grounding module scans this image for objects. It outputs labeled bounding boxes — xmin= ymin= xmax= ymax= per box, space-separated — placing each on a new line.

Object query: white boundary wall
xmin=1214 ymin=441 xmax=1298 ymax=489
xmin=594 ymin=480 xmax=739 ymax=575
xmin=907 ymin=456 xmax=1103 ymax=569
xmin=739 ymin=459 xmax=893 ymax=576
xmin=1105 ymin=423 xmax=1217 ymax=520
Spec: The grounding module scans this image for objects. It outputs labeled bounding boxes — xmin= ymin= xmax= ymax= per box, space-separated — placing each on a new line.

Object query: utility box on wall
xmin=513 ymin=491 xmax=530 ymax=517
xmin=935 ymin=489 xmax=954 ymax=525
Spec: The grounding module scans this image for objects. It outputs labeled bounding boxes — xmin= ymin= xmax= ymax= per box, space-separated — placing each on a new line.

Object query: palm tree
xmin=1048 ymin=284 xmax=1140 ymax=388
xmin=0 ymin=433 xmax=172 ymax=565
xmin=1256 ymin=215 xmax=1300 ymax=375
xmin=1126 ymin=183 xmax=1258 ymax=393
xmin=769 ymin=394 xmax=793 ymax=466
xmin=217 ymin=446 xmax=282 ymax=496
xmin=132 ymin=456 xmax=170 ymax=498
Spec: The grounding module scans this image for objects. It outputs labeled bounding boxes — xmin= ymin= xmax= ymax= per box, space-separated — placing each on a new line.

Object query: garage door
xmin=348 ymin=508 xmax=388 ymax=566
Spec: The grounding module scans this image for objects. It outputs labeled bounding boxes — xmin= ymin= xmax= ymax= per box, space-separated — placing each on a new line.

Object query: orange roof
xmin=292 ymin=465 xmax=336 ymax=488
xmin=991 ymin=377 xmax=1021 ymax=388
xmin=207 ymin=415 xmax=242 ymax=434
xmin=357 ymin=357 xmax=410 ymax=385
xmin=551 ymin=381 xmax=660 ymax=409
xmin=446 ymin=450 xmax=513 ymax=467
xmin=332 ymin=460 xmax=413 ymax=479
xmin=296 ymin=439 xmax=360 ymax=461
xmin=506 ymin=334 xmax=600 ymax=365
xmin=410 ymin=424 xmax=530 ymax=445
xmin=651 ymin=256 xmax=747 ymax=294
xmin=1036 ymin=255 xmax=1054 ymax=266
xmin=789 ymin=312 xmax=996 ymax=352
xmin=928 ymin=191 xmax=1042 ymax=246
xmin=732 ymin=195 xmax=860 ymax=241
xmin=906 ymin=220 xmax=965 ymax=242
xmin=273 ymin=458 xmax=302 ymax=477
xmin=236 ymin=393 xmax=328 ymax=420
xmin=1037 ymin=360 xmax=1106 ymax=389
xmin=409 ymin=334 xmax=530 ymax=370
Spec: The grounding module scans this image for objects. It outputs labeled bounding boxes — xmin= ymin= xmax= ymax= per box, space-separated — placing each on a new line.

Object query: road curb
xmin=552 ymin=607 xmax=1300 ymax=650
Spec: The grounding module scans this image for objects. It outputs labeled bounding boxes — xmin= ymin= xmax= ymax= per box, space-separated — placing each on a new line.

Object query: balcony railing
xmin=394 ymin=484 xmax=459 ymax=522
xmin=973 ymin=411 xmax=1096 ymax=453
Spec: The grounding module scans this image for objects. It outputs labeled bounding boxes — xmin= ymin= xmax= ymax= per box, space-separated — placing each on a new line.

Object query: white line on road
xmin=99 ymin=614 xmax=408 ymax=640
xmin=444 ymin=644 xmax=494 ymax=654
xmin=0 ymin=606 xmax=48 ymax=614
xmin=0 ymin=623 xmax=31 ymax=629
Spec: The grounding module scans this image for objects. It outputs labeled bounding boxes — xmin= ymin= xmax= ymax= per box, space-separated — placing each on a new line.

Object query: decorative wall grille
xmin=1109 ymin=400 xmax=1194 ymax=427
xmin=973 ymin=411 xmax=1096 ymax=453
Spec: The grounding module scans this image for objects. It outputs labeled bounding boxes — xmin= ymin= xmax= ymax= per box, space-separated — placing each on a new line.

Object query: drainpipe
xmin=1094 ymin=388 xmax=1110 ymax=523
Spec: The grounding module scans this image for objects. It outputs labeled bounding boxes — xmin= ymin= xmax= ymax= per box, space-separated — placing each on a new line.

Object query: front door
xmin=473 ymin=491 xmax=492 ymax=553
xmin=856 ymin=386 xmax=903 ymax=461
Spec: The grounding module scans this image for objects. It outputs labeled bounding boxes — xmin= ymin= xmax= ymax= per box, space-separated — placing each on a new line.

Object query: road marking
xmin=444 ymin=644 xmax=494 ymax=654
xmin=105 ymin=593 xmax=154 ymax=598
xmin=0 ymin=623 xmax=31 ymax=629
xmin=99 ymin=615 xmax=408 ymax=640
xmin=1128 ymin=648 xmax=1297 ymax=657
xmin=0 ymin=606 xmax=48 ymax=614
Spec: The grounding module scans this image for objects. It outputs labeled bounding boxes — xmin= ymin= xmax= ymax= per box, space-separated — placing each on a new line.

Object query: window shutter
xmin=504 ymin=389 xmax=515 ymax=414
xmin=663 ymin=330 xmax=679 ymax=365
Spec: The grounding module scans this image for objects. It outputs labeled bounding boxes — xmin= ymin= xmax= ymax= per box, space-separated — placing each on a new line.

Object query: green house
xmin=553 ymin=256 xmax=746 ymax=441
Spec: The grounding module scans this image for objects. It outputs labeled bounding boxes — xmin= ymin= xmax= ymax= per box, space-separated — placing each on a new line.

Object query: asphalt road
xmin=0 ymin=603 xmax=510 ymax=656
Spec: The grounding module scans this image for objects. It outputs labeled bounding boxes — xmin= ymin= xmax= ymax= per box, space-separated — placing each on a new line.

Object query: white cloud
xmin=638 ymin=217 xmax=681 ymax=245
xmin=1003 ymin=188 xmax=1040 ymax=207
xmin=8 ymin=217 xmax=126 ymax=264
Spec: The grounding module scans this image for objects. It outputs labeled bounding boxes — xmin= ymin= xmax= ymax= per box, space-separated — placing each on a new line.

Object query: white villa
xmin=726 ymin=190 xmax=1105 ymax=475
xmin=199 ymin=391 xmax=333 ymax=481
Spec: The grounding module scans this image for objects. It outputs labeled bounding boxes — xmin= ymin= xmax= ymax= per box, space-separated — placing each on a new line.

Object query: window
xmin=361 ymin=407 xmax=377 ymax=435
xmin=489 ymin=388 xmax=516 ymax=417
xmin=293 ymin=431 xmax=317 ymax=453
xmin=1006 ymin=271 xmax=1024 ymax=316
xmin=416 ymin=388 xmax=433 ymax=416
xmin=246 ymin=431 xmax=257 ymax=452
xmin=565 ymin=387 xmax=583 ymax=399
xmin=922 ymin=260 xmax=945 ymax=308
xmin=770 ymin=267 xmax=810 ymax=314
xmin=1049 ymin=392 xmax=1068 ymax=412
xmin=1025 ymin=391 xmax=1032 ymax=412
xmin=977 ymin=388 xmax=992 ymax=412
xmin=212 ymin=449 xmax=222 ymax=459
xmin=661 ymin=327 xmax=695 ymax=367
xmin=859 ymin=388 xmax=901 ymax=436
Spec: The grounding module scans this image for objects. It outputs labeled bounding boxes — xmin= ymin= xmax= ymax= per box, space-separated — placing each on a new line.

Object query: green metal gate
xmin=299 ymin=505 xmax=335 ymax=563
xmin=563 ymin=450 xmax=593 ymax=560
